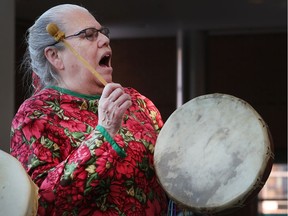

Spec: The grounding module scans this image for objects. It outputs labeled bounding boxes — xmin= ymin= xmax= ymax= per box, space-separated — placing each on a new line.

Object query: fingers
xmin=100 ymin=83 xmax=131 ymax=108
xmin=101 ymin=83 xmax=124 ymax=100
xmin=115 ymin=92 xmax=131 ymax=108
xmin=98 ymin=83 xmax=132 ymax=137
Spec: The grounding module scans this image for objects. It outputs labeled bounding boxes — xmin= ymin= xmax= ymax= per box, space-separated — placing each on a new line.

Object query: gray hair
xmin=22 ymin=4 xmax=89 ymax=91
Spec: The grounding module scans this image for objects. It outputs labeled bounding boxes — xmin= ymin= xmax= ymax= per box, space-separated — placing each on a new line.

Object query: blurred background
xmin=0 ymin=0 xmax=286 ymax=215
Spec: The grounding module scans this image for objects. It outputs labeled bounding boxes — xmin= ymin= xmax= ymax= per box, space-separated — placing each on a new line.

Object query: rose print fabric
xmin=10 ymin=86 xmax=167 ymax=215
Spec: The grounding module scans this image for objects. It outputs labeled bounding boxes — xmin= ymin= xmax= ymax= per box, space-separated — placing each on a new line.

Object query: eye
xmin=84 ymin=28 xmax=97 ymax=41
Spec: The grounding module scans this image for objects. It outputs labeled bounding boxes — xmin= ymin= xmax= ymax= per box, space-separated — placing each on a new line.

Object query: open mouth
xmin=99 ymin=54 xmax=111 ymax=67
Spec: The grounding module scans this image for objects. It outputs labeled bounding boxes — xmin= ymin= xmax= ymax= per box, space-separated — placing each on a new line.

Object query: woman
xmin=11 ymin=4 xmax=167 ymax=215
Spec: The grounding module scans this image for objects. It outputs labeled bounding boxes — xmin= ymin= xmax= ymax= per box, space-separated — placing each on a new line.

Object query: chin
xmin=96 ymin=75 xmax=112 ymax=86
xmin=104 ymin=68 xmax=113 ymax=81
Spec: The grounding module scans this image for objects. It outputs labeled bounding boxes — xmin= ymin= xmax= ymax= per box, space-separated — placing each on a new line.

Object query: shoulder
xmin=124 ymin=87 xmax=161 ymax=116
xmin=124 ymin=87 xmax=164 ymax=130
xmin=124 ymin=87 xmax=158 ymax=108
xmin=124 ymin=87 xmax=149 ymax=102
xmin=17 ymin=88 xmax=60 ymax=112
xmin=12 ymin=88 xmax=60 ymax=126
xmin=124 ymin=87 xmax=141 ymax=98
xmin=124 ymin=87 xmax=150 ymax=106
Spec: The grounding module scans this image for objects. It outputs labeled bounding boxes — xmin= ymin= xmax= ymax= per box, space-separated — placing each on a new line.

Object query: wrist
xmin=96 ymin=125 xmax=126 ymax=158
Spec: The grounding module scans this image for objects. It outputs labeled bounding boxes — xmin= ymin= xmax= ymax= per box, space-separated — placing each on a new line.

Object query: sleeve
xmin=10 ymin=108 xmax=123 ymax=214
xmin=96 ymin=125 xmax=126 ymax=158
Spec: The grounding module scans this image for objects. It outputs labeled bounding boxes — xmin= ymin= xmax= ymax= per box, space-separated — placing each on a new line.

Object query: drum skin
xmin=154 ymin=93 xmax=274 ymax=215
xmin=0 ymin=150 xmax=38 ymax=216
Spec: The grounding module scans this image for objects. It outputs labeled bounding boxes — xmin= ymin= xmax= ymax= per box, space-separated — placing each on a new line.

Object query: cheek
xmin=62 ymin=50 xmax=78 ymax=66
xmin=63 ymin=55 xmax=80 ymax=71
xmin=66 ymin=42 xmax=99 ymax=70
xmin=76 ymin=42 xmax=97 ymax=56
xmin=88 ymin=52 xmax=98 ymax=66
xmin=71 ymin=63 xmax=80 ymax=71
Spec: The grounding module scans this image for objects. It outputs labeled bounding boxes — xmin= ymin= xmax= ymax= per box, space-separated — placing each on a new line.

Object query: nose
xmin=97 ymin=33 xmax=110 ymax=47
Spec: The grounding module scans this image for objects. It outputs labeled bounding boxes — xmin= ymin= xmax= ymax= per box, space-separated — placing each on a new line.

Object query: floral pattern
xmin=10 ymin=87 xmax=167 ymax=215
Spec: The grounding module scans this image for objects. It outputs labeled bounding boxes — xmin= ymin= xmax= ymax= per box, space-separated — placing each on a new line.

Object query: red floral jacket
xmin=10 ymin=86 xmax=168 ymax=216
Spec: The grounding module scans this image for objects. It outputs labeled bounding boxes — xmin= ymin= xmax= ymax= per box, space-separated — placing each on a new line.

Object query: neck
xmin=58 ymin=81 xmax=104 ymax=95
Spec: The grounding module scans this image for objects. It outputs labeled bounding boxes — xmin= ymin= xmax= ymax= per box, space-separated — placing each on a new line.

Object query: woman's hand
xmin=98 ymin=83 xmax=132 ymax=137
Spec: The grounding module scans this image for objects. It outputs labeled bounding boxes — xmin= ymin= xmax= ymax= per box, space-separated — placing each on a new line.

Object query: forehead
xmin=64 ymin=8 xmax=101 ymax=32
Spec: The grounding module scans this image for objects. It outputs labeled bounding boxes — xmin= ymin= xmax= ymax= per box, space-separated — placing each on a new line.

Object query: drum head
xmin=154 ymin=94 xmax=273 ymax=215
xmin=0 ymin=150 xmax=38 ymax=216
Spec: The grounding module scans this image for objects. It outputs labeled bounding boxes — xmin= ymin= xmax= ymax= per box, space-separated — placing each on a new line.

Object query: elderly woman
xmin=11 ymin=4 xmax=167 ymax=215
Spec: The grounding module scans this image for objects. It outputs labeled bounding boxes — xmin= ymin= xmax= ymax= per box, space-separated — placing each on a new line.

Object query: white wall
xmin=0 ymin=0 xmax=15 ymax=153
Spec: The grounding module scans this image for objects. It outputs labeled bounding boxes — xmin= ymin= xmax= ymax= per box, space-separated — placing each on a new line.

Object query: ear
xmin=44 ymin=47 xmax=64 ymax=70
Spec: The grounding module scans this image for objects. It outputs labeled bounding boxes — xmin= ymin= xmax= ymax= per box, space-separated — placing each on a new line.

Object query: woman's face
xmin=57 ymin=8 xmax=112 ymax=94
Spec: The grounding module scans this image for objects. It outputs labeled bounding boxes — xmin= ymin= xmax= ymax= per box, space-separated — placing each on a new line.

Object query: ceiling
xmin=16 ymin=0 xmax=286 ymax=38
